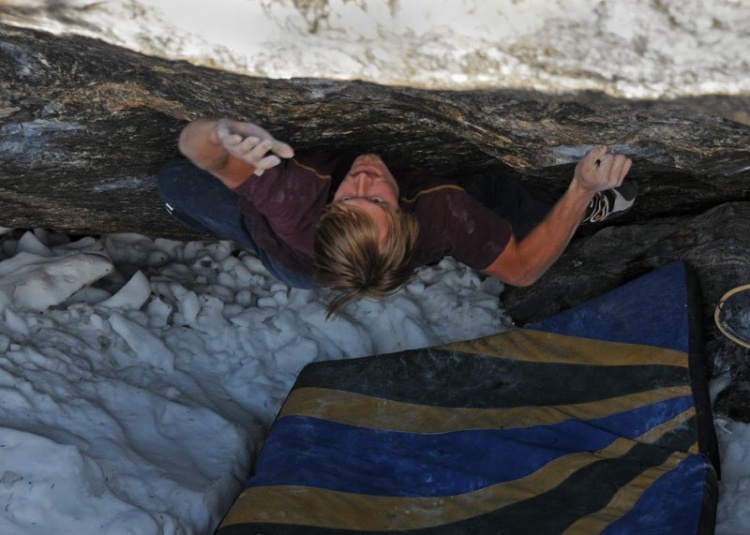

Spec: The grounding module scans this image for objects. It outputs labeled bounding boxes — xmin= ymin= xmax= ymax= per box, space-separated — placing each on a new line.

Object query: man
xmin=159 ymin=118 xmax=635 ymax=315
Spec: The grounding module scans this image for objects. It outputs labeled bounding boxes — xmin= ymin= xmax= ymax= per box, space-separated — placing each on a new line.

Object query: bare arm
xmin=483 ymin=146 xmax=632 ymax=286
xmin=178 ymin=118 xmax=294 ymax=188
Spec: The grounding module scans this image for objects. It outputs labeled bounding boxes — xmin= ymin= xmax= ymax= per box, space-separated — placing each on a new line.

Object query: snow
xmin=0 ymin=229 xmax=509 ymax=534
xmin=0 ymin=227 xmax=746 ymax=534
xmin=1 ymin=0 xmax=749 ymax=532
xmin=716 ymin=416 xmax=750 ymax=532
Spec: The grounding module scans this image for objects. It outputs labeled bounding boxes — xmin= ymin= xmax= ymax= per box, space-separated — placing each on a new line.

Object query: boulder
xmin=1 ymin=22 xmax=749 ymax=417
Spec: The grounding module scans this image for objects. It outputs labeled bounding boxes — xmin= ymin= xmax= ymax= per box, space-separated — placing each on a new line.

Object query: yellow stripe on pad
xmin=441 ymin=329 xmax=689 ymax=368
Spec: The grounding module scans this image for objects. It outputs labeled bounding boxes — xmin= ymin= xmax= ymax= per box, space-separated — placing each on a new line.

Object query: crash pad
xmin=216 ymin=260 xmax=719 ymax=534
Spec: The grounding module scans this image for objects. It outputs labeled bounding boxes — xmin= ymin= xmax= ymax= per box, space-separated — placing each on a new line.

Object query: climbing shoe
xmin=581 ymin=180 xmax=638 ymax=223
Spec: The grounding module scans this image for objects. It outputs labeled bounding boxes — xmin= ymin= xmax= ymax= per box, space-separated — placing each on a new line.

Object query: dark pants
xmin=460 ymin=171 xmax=559 ymax=240
xmin=157 ymin=158 xmax=314 ymax=288
xmin=157 ymin=158 xmax=557 ymax=287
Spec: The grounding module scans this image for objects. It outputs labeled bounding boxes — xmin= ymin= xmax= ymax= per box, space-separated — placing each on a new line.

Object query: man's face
xmin=332 ymin=154 xmax=400 ymax=247
xmin=334 ymin=154 xmax=399 ymax=206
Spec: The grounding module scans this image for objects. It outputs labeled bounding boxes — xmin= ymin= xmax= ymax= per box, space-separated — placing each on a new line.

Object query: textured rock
xmin=1 ymin=23 xmax=750 ymax=417
xmin=504 ymin=203 xmax=750 ymax=356
xmin=2 ymin=23 xmax=748 ymax=235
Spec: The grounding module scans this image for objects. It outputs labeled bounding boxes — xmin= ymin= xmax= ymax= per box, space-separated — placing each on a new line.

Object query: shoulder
xmin=289 ymin=153 xmax=337 ymax=179
xmin=397 ymin=170 xmax=464 ymax=208
xmin=401 ymin=183 xmax=466 ymax=207
xmin=234 ymin=153 xmax=336 ymax=194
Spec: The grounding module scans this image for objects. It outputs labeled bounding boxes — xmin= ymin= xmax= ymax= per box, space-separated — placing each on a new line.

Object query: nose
xmin=353 ymin=172 xmax=374 ymax=196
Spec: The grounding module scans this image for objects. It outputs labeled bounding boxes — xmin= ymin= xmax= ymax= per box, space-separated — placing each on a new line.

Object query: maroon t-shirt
xmin=232 ymin=154 xmax=512 ymax=276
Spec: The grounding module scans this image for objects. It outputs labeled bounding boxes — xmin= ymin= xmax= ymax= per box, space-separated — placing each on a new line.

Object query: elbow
xmin=177 ymin=122 xmax=200 ymax=159
xmin=496 ymin=258 xmax=546 ymax=286
xmin=482 ymin=239 xmax=545 ymax=287
xmin=177 ymin=119 xmax=228 ymax=172
xmin=177 ymin=128 xmax=191 ymax=157
xmin=504 ymin=271 xmax=541 ymax=287
xmin=484 ymin=264 xmax=541 ymax=287
xmin=178 ymin=120 xmax=210 ymax=158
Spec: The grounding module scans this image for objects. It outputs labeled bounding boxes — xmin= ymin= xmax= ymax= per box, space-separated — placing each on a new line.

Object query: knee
xmin=156 ymin=157 xmax=190 ymax=203
xmin=156 ymin=157 xmax=219 ymax=211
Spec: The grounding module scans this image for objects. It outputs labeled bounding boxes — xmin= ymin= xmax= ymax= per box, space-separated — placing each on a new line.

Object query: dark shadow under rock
xmin=715 ymin=379 xmax=750 ymax=422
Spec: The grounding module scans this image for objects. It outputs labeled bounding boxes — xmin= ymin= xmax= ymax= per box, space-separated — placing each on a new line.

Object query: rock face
xmin=1 ymin=23 xmax=749 ymax=416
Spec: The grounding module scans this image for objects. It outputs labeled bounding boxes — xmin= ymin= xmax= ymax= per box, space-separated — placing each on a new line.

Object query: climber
xmin=158 ymin=118 xmax=636 ymax=315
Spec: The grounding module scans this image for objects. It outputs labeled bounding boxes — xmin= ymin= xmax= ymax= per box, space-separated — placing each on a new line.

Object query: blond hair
xmin=314 ymin=203 xmax=419 ymax=316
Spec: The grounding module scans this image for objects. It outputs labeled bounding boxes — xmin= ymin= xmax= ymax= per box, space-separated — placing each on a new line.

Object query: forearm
xmin=483 ymin=144 xmax=631 ymax=286
xmin=484 ymin=181 xmax=594 ymax=286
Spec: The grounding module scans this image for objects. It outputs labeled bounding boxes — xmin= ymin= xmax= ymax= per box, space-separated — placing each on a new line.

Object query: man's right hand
xmin=573 ymin=145 xmax=632 ymax=193
xmin=214 ymin=119 xmax=295 ymax=176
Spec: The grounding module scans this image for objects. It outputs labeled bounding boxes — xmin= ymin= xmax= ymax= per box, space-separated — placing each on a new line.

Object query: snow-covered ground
xmin=1 ymin=1 xmax=749 ymax=533
xmin=0 ymin=229 xmax=509 ymax=534
xmin=0 ymin=228 xmax=746 ymax=534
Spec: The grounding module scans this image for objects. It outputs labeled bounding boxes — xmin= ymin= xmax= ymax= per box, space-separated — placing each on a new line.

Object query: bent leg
xmin=460 ymin=170 xmax=561 ymax=240
xmin=157 ymin=157 xmax=314 ymax=289
xmin=157 ymin=157 xmax=259 ymax=250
